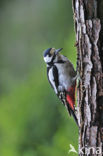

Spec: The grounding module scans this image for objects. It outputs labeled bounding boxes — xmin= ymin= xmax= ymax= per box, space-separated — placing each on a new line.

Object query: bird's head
xmin=43 ymin=48 xmax=63 ymax=65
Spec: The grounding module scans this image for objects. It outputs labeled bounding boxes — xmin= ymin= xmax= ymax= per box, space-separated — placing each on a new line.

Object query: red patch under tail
xmin=66 ymin=85 xmax=76 ymax=111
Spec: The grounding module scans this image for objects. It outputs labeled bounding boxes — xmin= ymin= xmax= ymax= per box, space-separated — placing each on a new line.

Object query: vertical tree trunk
xmin=72 ymin=0 xmax=103 ymax=155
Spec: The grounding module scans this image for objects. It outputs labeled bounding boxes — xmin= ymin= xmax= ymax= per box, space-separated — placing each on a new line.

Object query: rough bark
xmin=72 ymin=0 xmax=103 ymax=155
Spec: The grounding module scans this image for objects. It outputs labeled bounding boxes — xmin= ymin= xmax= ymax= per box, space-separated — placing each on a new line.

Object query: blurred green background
xmin=0 ymin=0 xmax=78 ymax=156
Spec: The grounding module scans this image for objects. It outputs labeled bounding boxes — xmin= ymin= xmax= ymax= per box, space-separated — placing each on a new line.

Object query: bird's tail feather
xmin=70 ymin=109 xmax=78 ymax=126
xmin=66 ymin=104 xmax=78 ymax=126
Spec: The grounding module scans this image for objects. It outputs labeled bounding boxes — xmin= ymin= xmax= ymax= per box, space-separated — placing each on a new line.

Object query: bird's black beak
xmin=55 ymin=48 xmax=63 ymax=55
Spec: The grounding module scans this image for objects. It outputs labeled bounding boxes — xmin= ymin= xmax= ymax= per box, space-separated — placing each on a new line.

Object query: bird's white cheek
xmin=44 ymin=56 xmax=52 ymax=63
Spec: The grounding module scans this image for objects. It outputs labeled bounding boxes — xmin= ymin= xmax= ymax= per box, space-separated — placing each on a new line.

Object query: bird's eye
xmin=48 ymin=53 xmax=52 ymax=57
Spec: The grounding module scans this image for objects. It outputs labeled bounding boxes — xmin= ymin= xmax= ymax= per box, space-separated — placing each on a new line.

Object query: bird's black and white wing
xmin=47 ymin=66 xmax=59 ymax=95
xmin=47 ymin=65 xmax=78 ymax=124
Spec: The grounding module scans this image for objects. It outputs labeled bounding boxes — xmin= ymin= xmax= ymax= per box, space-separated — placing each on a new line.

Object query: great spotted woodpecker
xmin=43 ymin=48 xmax=78 ymax=124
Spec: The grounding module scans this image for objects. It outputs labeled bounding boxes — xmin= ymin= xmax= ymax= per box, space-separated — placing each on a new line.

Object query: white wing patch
xmin=48 ymin=67 xmax=58 ymax=94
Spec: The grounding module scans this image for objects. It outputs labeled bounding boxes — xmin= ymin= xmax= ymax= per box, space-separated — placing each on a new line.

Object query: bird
xmin=43 ymin=48 xmax=78 ymax=125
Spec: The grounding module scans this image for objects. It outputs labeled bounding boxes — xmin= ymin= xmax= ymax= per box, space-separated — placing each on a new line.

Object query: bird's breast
xmin=55 ymin=63 xmax=72 ymax=90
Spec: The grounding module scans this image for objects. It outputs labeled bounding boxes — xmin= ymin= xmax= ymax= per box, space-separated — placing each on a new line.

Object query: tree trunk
xmin=72 ymin=0 xmax=103 ymax=155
